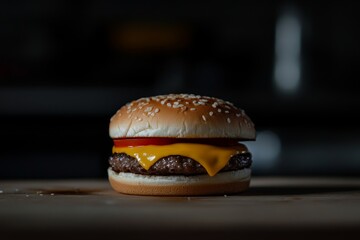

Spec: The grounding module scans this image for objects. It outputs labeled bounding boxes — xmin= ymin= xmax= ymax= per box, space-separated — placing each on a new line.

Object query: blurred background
xmin=1 ymin=0 xmax=360 ymax=179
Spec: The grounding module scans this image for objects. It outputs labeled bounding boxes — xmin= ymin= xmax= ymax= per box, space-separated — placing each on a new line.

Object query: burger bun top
xmin=109 ymin=94 xmax=255 ymax=139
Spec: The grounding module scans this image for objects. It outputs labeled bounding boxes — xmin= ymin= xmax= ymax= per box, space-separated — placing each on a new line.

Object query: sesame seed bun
xmin=109 ymin=94 xmax=255 ymax=139
xmin=108 ymin=168 xmax=251 ymax=196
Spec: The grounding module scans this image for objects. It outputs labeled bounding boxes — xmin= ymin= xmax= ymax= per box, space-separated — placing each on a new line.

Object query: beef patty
xmin=109 ymin=152 xmax=252 ymax=176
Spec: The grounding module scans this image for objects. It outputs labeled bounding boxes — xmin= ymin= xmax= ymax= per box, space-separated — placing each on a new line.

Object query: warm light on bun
xmin=110 ymin=93 xmax=255 ymax=139
xmin=108 ymin=93 xmax=255 ymax=196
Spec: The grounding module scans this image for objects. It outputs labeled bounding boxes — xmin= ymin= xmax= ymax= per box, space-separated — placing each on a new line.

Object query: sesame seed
xmin=173 ymin=104 xmax=184 ymax=108
xmin=225 ymin=110 xmax=230 ymax=114
xmin=236 ymin=113 xmax=241 ymax=117
xmin=154 ymin=108 xmax=160 ymax=113
xmin=190 ymin=108 xmax=196 ymax=111
xmin=202 ymin=115 xmax=207 ymax=121
xmin=138 ymin=118 xmax=142 ymax=121
xmin=144 ymin=106 xmax=153 ymax=112
xmin=218 ymin=108 xmax=222 ymax=113
xmin=167 ymin=103 xmax=172 ymax=107
xmin=209 ymin=111 xmax=214 ymax=116
xmin=227 ymin=118 xmax=231 ymax=123
xmin=151 ymin=113 xmax=155 ymax=117
xmin=185 ymin=102 xmax=189 ymax=104
xmin=173 ymin=101 xmax=179 ymax=105
xmin=224 ymin=105 xmax=231 ymax=109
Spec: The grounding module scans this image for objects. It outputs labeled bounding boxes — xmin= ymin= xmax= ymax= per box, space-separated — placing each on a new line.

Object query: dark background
xmin=1 ymin=0 xmax=360 ymax=179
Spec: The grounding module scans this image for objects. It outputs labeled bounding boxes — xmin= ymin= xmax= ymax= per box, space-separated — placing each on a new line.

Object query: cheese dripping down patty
xmin=112 ymin=143 xmax=249 ymax=176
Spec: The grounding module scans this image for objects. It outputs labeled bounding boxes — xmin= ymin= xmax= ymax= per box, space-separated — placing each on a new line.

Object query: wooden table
xmin=1 ymin=177 xmax=360 ymax=240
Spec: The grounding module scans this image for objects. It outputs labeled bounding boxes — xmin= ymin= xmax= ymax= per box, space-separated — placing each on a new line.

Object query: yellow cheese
xmin=112 ymin=143 xmax=248 ymax=176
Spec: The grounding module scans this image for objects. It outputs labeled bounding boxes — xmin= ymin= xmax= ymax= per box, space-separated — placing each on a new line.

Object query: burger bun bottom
xmin=108 ymin=168 xmax=251 ymax=196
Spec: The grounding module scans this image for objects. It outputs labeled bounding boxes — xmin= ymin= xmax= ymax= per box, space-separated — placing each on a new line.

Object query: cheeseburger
xmin=108 ymin=94 xmax=255 ymax=195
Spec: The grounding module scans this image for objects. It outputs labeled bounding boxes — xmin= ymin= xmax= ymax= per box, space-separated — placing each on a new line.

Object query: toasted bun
xmin=109 ymin=94 xmax=255 ymax=139
xmin=108 ymin=168 xmax=251 ymax=196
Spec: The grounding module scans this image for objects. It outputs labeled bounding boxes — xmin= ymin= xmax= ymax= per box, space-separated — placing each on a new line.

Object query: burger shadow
xmin=239 ymin=186 xmax=360 ymax=196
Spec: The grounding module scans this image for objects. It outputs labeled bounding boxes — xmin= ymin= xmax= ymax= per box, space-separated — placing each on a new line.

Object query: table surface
xmin=1 ymin=177 xmax=360 ymax=240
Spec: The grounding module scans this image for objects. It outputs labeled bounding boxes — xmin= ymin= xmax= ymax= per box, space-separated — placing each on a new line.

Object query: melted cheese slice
xmin=112 ymin=143 xmax=248 ymax=176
